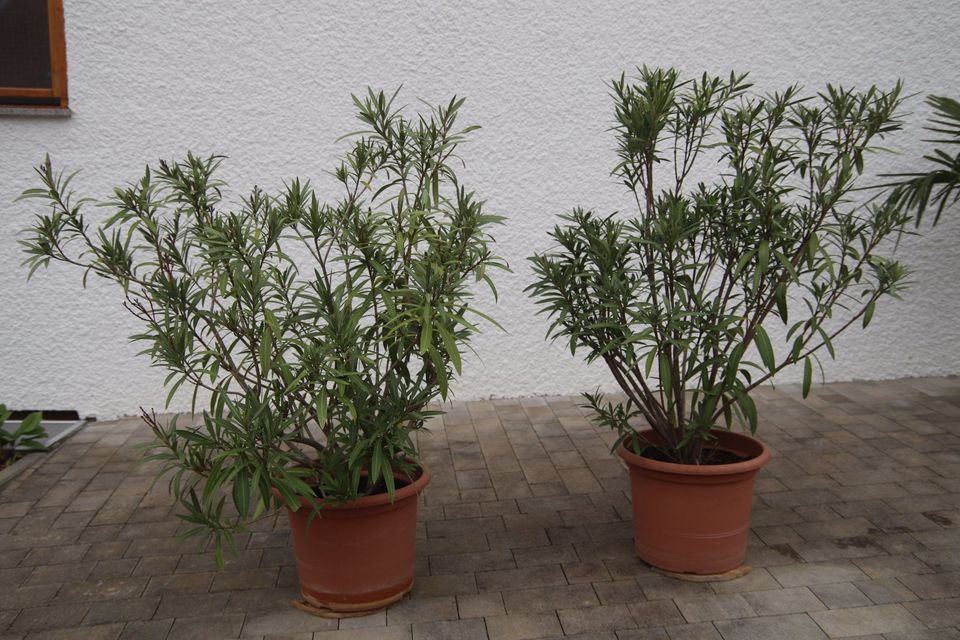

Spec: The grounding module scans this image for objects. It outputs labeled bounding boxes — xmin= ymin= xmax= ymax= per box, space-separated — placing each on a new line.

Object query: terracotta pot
xmin=616 ymin=429 xmax=770 ymax=575
xmin=283 ymin=464 xmax=431 ymax=613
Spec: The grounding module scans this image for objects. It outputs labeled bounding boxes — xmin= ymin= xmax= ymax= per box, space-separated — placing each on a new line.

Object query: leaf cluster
xmin=19 ymin=90 xmax=506 ymax=554
xmin=528 ymin=67 xmax=927 ymax=463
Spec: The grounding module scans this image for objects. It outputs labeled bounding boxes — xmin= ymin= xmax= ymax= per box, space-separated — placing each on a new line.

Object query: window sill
xmin=0 ymin=106 xmax=72 ymax=118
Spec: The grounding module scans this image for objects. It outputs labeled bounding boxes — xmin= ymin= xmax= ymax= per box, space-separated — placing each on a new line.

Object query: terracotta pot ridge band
xmin=619 ymin=431 xmax=771 ymax=476
xmin=293 ymin=463 xmax=432 ymax=511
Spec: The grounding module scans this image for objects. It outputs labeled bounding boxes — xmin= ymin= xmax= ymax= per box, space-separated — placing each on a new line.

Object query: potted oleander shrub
xmin=527 ymin=67 xmax=938 ymax=575
xmin=20 ymin=90 xmax=506 ymax=613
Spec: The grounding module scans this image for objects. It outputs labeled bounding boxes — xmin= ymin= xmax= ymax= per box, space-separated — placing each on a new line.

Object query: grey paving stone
xmin=0 ymin=584 xmax=60 ymax=611
xmin=153 ymin=592 xmax=230 ymax=618
xmin=810 ymin=604 xmax=925 ymax=637
xmin=742 ymin=586 xmax=826 ymax=615
xmin=561 ymin=560 xmax=612 ymax=583
xmin=83 ymin=597 xmax=159 ymax=625
xmin=851 ymin=555 xmax=933 ymax=579
xmin=412 ymin=618 xmax=488 ymax=640
xmin=457 ymin=592 xmax=505 ymax=619
xmin=25 ymin=623 xmax=125 ymax=640
xmin=636 ymin=576 xmax=714 ymax=601
xmin=673 ymin=594 xmax=756 ymax=623
xmin=476 ymin=565 xmax=566 ymax=592
xmin=239 ymin=609 xmax=337 ymax=636
xmin=626 ymin=600 xmax=685 ymax=629
xmin=709 ymin=568 xmax=782 ymax=594
xmin=903 ymin=597 xmax=960 ymax=628
xmin=429 ymin=550 xmax=515 ymax=575
xmin=663 ymin=622 xmax=723 ymax=639
xmin=713 ymin=613 xmax=827 ymax=640
xmin=769 ymin=562 xmax=869 ymax=587
xmin=8 ymin=604 xmax=90 ymax=633
xmin=485 ymin=612 xmax=561 ymax=640
xmin=809 ymin=582 xmax=873 ymax=609
xmin=615 ymin=629 xmax=670 ymax=640
xmin=501 ymin=584 xmax=599 ymax=614
xmin=882 ymin=629 xmax=960 ymax=640
xmin=412 ymin=573 xmax=478 ymax=597
xmin=854 ymin=578 xmax=921 ymax=604
xmin=557 ymin=604 xmax=636 ymax=634
xmin=118 ymin=618 xmax=174 ymax=640
xmin=337 ymin=609 xmax=386 ymax=630
xmin=896 ymin=571 xmax=960 ymax=599
xmin=167 ymin=613 xmax=245 ymax=639
xmin=591 ymin=581 xmax=645 ymax=607
xmin=386 ymin=596 xmax=459 ymax=626
xmin=56 ymin=576 xmax=149 ymax=603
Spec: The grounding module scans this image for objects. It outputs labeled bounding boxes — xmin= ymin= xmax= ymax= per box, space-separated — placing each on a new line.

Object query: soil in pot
xmin=617 ymin=429 xmax=770 ymax=576
xmin=284 ymin=464 xmax=431 ymax=616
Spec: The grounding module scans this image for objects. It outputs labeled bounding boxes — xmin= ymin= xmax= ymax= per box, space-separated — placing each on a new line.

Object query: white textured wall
xmin=2 ymin=0 xmax=959 ymax=419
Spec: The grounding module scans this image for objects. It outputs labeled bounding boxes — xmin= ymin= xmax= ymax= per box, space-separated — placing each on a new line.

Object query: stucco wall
xmin=2 ymin=0 xmax=958 ymax=419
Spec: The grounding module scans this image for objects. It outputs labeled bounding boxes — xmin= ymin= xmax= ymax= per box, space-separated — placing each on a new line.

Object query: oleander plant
xmin=528 ymin=67 xmax=941 ymax=465
xmin=20 ymin=90 xmax=506 ymax=555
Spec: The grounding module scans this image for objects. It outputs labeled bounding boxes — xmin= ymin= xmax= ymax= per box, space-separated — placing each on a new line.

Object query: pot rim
xmin=617 ymin=428 xmax=770 ymax=477
xmin=284 ymin=462 xmax=432 ymax=511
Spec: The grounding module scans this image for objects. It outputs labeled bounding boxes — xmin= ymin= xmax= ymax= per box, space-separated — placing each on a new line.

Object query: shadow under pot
xmin=616 ymin=429 xmax=770 ymax=576
xmin=282 ymin=464 xmax=431 ymax=615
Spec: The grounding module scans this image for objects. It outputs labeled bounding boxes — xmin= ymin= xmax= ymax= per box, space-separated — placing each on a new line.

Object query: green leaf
xmin=802 ymin=356 xmax=812 ymax=399
xmin=419 ymin=307 xmax=433 ymax=354
xmin=259 ymin=327 xmax=273 ymax=374
xmin=437 ymin=324 xmax=462 ymax=374
xmin=753 ymin=326 xmax=776 ymax=373
xmin=862 ymin=300 xmax=876 ymax=328
xmin=733 ymin=388 xmax=758 ymax=433
xmin=774 ymin=283 xmax=788 ymax=324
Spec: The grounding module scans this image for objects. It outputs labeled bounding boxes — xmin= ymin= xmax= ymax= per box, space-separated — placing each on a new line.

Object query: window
xmin=0 ymin=0 xmax=68 ymax=108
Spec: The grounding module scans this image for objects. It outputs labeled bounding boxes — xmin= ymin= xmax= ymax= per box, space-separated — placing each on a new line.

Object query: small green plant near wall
xmin=527 ymin=67 xmax=940 ymax=464
xmin=20 ymin=90 xmax=506 ymax=557
xmin=0 ymin=406 xmax=46 ymax=469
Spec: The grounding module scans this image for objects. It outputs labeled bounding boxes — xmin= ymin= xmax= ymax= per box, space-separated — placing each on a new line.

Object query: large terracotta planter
xmin=284 ymin=464 xmax=431 ymax=613
xmin=617 ymin=429 xmax=770 ymax=575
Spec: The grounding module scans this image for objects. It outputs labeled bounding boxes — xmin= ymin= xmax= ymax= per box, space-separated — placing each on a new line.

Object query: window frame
xmin=0 ymin=0 xmax=68 ymax=109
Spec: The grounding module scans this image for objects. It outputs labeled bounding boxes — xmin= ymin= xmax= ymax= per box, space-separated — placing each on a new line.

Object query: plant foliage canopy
xmin=20 ymin=90 xmax=506 ymax=555
xmin=528 ymin=67 xmax=933 ymax=464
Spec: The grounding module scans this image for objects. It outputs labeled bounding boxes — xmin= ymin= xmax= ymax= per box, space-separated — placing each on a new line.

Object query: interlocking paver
xmin=484 ymin=612 xmax=561 ymax=640
xmin=713 ymin=613 xmax=827 ymax=639
xmin=386 ymin=596 xmax=459 ymax=626
xmin=476 ymin=565 xmax=566 ymax=592
xmin=557 ymin=604 xmax=636 ymax=634
xmin=412 ymin=618 xmax=488 ymax=640
xmin=741 ymin=586 xmax=826 ymax=615
xmin=167 ymin=613 xmax=244 ymax=639
xmin=808 ymin=581 xmax=873 ymax=608
xmin=673 ymin=593 xmax=755 ymax=623
xmin=0 ymin=378 xmax=958 ymax=639
xmin=502 ymin=583 xmax=599 ymax=613
xmin=458 ymin=592 xmax=505 ymax=619
xmin=239 ymin=608 xmax=337 ymax=636
xmin=810 ymin=603 xmax=926 ymax=636
xmin=769 ymin=561 xmax=869 ymax=587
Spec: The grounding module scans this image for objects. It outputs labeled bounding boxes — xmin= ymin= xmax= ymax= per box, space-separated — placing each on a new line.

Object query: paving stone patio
xmin=1 ymin=377 xmax=959 ymax=639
